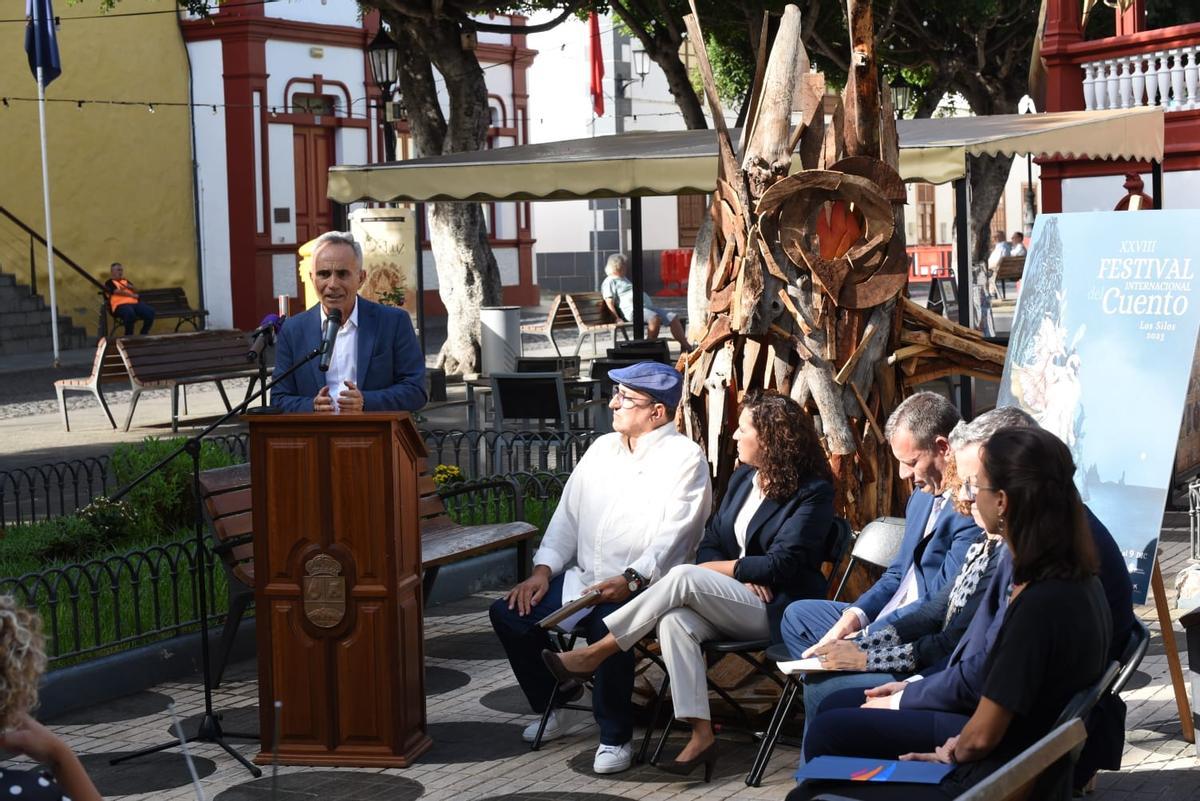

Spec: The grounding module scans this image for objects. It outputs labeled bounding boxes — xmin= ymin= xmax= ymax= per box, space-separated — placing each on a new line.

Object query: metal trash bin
xmin=480 ymin=306 xmax=522 ymax=376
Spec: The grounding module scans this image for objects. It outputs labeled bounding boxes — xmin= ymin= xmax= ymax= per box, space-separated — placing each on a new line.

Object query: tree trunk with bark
xmin=386 ymin=12 xmax=501 ymax=375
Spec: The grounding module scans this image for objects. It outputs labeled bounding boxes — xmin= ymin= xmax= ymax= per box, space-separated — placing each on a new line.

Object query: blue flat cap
xmin=608 ymin=361 xmax=682 ymax=408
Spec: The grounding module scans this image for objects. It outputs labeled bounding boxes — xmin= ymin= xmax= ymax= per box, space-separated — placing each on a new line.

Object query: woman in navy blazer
xmin=543 ymin=391 xmax=836 ymax=780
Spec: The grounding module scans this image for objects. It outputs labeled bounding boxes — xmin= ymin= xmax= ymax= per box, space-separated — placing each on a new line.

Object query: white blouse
xmin=731 ymin=471 xmax=767 ymax=557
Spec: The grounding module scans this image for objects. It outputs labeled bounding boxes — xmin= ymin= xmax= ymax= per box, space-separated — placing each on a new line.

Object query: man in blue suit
xmin=780 ymin=392 xmax=980 ymax=662
xmin=271 ymin=231 xmax=426 ymax=413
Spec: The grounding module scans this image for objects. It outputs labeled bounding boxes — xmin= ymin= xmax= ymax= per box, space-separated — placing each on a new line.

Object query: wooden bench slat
xmin=422 ymin=521 xmax=539 ymax=567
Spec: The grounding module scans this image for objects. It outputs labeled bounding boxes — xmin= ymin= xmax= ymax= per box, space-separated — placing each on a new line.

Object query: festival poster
xmin=349 ymin=207 xmax=419 ymax=320
xmin=998 ymin=211 xmax=1200 ymax=603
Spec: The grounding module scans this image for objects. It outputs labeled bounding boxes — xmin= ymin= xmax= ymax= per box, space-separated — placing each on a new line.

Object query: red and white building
xmin=182 ymin=2 xmax=537 ymax=330
xmin=1039 ymin=0 xmax=1200 ymax=211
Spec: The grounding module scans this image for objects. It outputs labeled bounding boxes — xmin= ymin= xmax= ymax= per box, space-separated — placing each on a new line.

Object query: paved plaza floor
xmin=11 ymin=527 xmax=1197 ymax=801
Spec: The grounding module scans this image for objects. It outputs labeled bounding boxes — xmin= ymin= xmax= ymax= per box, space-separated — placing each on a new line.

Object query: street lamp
xmin=1018 ymin=95 xmax=1037 ymax=238
xmin=368 ymin=26 xmax=400 ymax=162
xmin=616 ymin=47 xmax=651 ymax=95
xmin=889 ymin=74 xmax=913 ymax=119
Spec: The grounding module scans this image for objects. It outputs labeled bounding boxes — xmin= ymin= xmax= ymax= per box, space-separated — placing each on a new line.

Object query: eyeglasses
xmin=612 ymin=388 xmax=658 ymax=408
xmin=960 ymin=477 xmax=999 ymax=502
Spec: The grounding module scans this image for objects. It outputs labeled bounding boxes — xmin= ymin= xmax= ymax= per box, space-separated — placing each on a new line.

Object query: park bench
xmin=198 ymin=460 xmax=538 ymax=687
xmin=993 ymin=255 xmax=1025 ymax=299
xmin=521 ymin=292 xmax=631 ymax=356
xmin=104 ymin=287 xmax=208 ymax=337
xmin=116 ymin=329 xmax=260 ymax=433
xmin=53 ymin=337 xmax=138 ymax=432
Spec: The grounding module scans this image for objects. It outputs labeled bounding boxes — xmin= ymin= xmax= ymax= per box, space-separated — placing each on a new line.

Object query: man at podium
xmin=271 ymin=231 xmax=426 ymax=413
xmin=489 ymin=362 xmax=711 ymax=775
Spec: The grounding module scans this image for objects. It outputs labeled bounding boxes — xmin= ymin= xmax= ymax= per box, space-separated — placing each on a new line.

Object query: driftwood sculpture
xmin=682 ymin=2 xmax=1002 ymax=526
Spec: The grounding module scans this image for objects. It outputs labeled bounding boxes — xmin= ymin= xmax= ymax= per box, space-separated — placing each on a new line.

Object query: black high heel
xmin=657 ymin=741 xmax=718 ymax=783
xmin=541 ymin=649 xmax=595 ymax=684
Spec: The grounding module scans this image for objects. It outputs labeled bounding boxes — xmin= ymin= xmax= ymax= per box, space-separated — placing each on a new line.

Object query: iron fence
xmin=0 ymin=537 xmax=225 ymax=668
xmin=1 ymin=468 xmax=567 ymax=668
xmin=0 ymin=430 xmax=592 ymax=527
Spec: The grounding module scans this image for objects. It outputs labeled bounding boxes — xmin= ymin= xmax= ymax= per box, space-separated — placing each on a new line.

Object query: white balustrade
xmin=1131 ymin=56 xmax=1145 ymax=108
xmin=1186 ymin=48 xmax=1199 ymax=109
xmin=1082 ymin=63 xmax=1096 ymax=110
xmin=1078 ymin=40 xmax=1200 ymax=111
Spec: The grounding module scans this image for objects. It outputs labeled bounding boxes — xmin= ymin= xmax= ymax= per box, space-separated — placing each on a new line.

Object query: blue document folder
xmin=795 ymin=756 xmax=955 ymax=784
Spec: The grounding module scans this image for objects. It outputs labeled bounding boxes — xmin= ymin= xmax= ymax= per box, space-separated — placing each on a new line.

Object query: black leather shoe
xmin=657 ymin=741 xmax=718 ymax=783
xmin=541 ymin=649 xmax=595 ymax=684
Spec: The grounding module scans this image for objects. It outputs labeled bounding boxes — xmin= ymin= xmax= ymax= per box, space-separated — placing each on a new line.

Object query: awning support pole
xmin=631 ymin=196 xmax=645 ymax=339
xmin=954 ymin=173 xmax=973 ymax=418
xmin=1152 ymin=159 xmax=1163 ymax=209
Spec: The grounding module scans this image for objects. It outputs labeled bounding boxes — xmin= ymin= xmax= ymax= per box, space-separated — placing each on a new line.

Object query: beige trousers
xmin=602 ymin=563 xmax=769 ymax=721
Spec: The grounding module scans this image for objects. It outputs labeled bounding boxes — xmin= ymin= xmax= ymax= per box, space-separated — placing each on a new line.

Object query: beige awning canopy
xmin=327 ymin=107 xmax=1164 ymax=203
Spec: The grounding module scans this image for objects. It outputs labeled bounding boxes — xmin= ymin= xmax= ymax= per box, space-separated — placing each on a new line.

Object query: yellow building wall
xmin=0 ymin=0 xmax=198 ymax=334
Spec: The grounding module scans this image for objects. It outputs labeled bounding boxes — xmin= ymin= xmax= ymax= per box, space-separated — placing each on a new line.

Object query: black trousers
xmin=489 ymin=573 xmax=637 ymax=746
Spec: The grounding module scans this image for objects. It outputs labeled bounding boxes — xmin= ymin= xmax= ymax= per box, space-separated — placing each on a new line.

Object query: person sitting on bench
xmin=600 ymin=254 xmax=691 ymax=351
xmin=105 ymin=262 xmax=155 ymax=336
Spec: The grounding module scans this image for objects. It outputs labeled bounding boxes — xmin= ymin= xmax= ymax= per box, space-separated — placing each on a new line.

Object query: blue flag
xmin=25 ymin=0 xmax=62 ymax=87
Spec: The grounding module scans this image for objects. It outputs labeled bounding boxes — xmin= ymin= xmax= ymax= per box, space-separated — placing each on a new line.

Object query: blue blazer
xmin=901 ymin=507 xmax=1134 ymax=714
xmin=853 ymin=490 xmax=980 ymax=623
xmin=695 ymin=466 xmax=836 ymax=642
xmin=270 ymin=297 xmax=427 ymax=413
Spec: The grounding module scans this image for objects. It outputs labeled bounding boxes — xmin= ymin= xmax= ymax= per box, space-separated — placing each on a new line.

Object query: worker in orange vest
xmin=104 ymin=263 xmax=155 ymax=336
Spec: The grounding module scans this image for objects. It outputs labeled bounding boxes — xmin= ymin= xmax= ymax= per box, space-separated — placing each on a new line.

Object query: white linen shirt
xmin=532 ymin=422 xmax=712 ymax=603
xmin=321 ymin=302 xmax=359 ymax=410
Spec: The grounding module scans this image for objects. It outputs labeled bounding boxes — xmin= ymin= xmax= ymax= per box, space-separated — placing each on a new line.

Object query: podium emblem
xmin=302 ymin=554 xmax=346 ymax=628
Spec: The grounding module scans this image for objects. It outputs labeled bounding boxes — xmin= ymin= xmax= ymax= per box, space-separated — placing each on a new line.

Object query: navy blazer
xmin=271 ymin=297 xmax=427 ymax=413
xmin=902 ymin=506 xmax=1134 ymax=714
xmin=695 ymin=465 xmax=836 ymax=642
xmin=853 ymin=490 xmax=981 ymax=623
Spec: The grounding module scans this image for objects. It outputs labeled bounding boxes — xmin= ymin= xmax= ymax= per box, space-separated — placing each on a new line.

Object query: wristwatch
xmin=623 ymin=567 xmax=647 ymax=593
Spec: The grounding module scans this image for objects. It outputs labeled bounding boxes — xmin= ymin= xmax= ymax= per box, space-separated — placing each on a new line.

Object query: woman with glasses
xmin=787 ymin=427 xmax=1111 ymax=800
xmin=543 ymin=390 xmax=836 ymax=781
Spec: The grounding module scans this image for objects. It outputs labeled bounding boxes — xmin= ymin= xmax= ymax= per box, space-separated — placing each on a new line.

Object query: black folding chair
xmin=1110 ymin=619 xmax=1151 ymax=695
xmin=608 ymin=338 xmax=671 ymax=364
xmin=746 ymin=516 xmax=901 ymax=787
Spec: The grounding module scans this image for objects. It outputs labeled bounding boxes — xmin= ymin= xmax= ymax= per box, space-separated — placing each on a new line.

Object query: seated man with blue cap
xmin=490 ymin=361 xmax=712 ymax=775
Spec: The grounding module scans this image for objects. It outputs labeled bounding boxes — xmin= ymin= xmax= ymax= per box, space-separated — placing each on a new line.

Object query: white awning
xmin=328 ymin=107 xmax=1164 ymax=203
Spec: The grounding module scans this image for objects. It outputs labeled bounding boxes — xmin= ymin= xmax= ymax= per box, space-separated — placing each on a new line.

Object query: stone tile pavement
xmin=14 ymin=525 xmax=1200 ymax=801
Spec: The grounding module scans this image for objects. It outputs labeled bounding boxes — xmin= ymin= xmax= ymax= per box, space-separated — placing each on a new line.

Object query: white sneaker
xmin=593 ymin=741 xmax=633 ymax=774
xmin=521 ymin=707 xmax=594 ymax=743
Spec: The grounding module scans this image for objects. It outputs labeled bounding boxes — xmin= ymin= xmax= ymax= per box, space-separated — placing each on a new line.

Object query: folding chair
xmin=608 ymin=339 xmax=671 ymax=364
xmin=1110 ymin=619 xmax=1150 ymax=695
xmin=529 ymin=621 xmax=670 ymax=754
xmin=745 ymin=516 xmax=902 ymax=787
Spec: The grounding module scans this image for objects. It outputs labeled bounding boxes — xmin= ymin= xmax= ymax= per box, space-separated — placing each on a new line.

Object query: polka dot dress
xmin=0 ymin=768 xmax=68 ymax=800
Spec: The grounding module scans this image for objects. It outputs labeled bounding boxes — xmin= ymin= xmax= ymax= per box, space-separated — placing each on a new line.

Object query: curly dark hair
xmin=741 ymin=390 xmax=832 ymax=500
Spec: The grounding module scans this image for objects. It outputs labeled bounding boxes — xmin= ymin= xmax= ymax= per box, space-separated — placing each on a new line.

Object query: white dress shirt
xmin=320 ymin=302 xmax=359 ymax=410
xmin=852 ymin=491 xmax=950 ymax=628
xmin=732 ymin=471 xmax=767 ymax=558
xmin=532 ymin=422 xmax=713 ymax=604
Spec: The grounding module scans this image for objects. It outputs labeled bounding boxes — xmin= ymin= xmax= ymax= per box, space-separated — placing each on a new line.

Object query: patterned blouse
xmin=857 ymin=536 xmax=1002 ymax=673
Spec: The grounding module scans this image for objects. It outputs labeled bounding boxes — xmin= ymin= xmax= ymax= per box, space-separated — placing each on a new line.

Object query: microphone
xmin=318 ymin=308 xmax=343 ymax=372
xmin=246 ymin=313 xmax=284 ymax=362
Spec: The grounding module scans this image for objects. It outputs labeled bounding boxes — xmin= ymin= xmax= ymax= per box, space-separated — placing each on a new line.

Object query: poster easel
xmin=1152 ymin=555 xmax=1195 ymax=743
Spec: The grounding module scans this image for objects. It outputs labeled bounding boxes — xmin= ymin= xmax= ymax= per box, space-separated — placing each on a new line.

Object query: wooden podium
xmin=247 ymin=412 xmax=431 ymax=767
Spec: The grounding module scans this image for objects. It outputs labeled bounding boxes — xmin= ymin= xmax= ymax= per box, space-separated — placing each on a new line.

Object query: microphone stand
xmin=245 ymin=325 xmax=276 ymax=410
xmin=108 ymin=342 xmax=328 ymax=777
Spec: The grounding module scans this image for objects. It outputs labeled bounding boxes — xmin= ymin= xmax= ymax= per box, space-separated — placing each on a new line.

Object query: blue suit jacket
xmin=901 ymin=507 xmax=1134 ymax=714
xmin=270 ymin=297 xmax=427 ymax=413
xmin=853 ymin=490 xmax=980 ymax=623
xmin=696 ymin=466 xmax=836 ymax=642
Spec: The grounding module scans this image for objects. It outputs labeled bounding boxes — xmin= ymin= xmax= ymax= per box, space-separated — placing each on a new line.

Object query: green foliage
xmin=706 ymin=34 xmax=754 ymax=106
xmin=110 ymin=437 xmax=237 ymax=535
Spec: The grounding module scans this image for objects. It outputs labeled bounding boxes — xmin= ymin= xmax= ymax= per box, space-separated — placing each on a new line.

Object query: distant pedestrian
xmin=1008 ymin=231 xmax=1026 ymax=257
xmin=601 ymin=254 xmax=691 ymax=351
xmin=105 ymin=262 xmax=155 ymax=336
